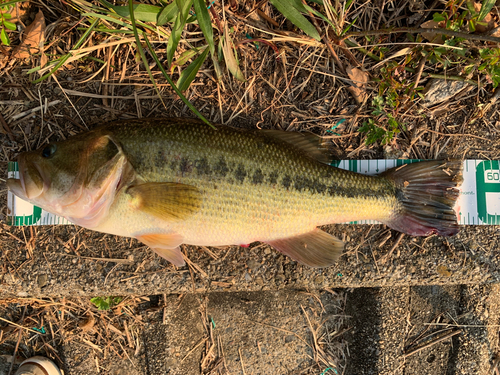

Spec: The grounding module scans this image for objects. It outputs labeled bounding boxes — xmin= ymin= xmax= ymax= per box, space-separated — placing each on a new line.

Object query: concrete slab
xmin=1 ymin=224 xmax=499 ymax=298
xmin=344 ymin=285 xmax=500 ymax=374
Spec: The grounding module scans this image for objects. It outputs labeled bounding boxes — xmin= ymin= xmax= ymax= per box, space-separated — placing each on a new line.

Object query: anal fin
xmin=136 ymin=233 xmax=185 ymax=267
xmin=265 ymin=228 xmax=344 ymax=268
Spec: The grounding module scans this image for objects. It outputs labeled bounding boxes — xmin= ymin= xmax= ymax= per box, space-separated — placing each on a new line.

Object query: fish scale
xmin=96 ymin=119 xmax=396 ymax=246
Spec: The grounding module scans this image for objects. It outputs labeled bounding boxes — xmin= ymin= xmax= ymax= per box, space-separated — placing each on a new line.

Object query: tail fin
xmin=382 ymin=160 xmax=463 ymax=236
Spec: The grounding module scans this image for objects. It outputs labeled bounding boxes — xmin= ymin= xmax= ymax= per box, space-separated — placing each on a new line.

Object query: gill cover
xmin=8 ymin=130 xmax=129 ymax=229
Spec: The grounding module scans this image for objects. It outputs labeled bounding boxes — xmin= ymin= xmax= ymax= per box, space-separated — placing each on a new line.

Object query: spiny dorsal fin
xmin=127 ymin=182 xmax=201 ymax=221
xmin=265 ymin=228 xmax=344 ymax=268
xmin=262 ymin=130 xmax=333 ymax=164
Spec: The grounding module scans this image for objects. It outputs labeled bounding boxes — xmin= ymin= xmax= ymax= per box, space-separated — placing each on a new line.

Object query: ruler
xmin=6 ymin=160 xmax=500 ymax=226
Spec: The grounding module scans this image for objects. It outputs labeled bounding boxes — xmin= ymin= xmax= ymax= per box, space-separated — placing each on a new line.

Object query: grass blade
xmin=193 ymin=0 xmax=214 ymax=56
xmin=222 ymin=26 xmax=245 ymax=82
xmin=157 ymin=2 xmax=178 ymax=26
xmin=478 ymin=0 xmax=495 ymax=22
xmin=143 ymin=36 xmax=214 ymax=128
xmin=0 ymin=0 xmax=26 ymax=7
xmin=177 ymin=47 xmax=209 ymax=91
xmin=128 ymin=0 xmax=165 ymax=108
xmin=269 ymin=0 xmax=320 ymax=41
xmin=32 ymin=17 xmax=99 ymax=83
xmin=100 ymin=0 xmax=161 ymax=23
xmin=167 ymin=0 xmax=193 ymax=66
xmin=172 ymin=46 xmax=206 ymax=70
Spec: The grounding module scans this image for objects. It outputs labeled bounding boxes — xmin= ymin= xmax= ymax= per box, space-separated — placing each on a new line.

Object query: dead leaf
xmin=371 ymin=47 xmax=412 ymax=70
xmin=346 ymin=65 xmax=368 ymax=105
xmin=12 ymin=9 xmax=45 ymax=59
xmin=222 ymin=25 xmax=245 ymax=82
xmin=78 ymin=315 xmax=95 ymax=332
xmin=420 ymin=20 xmax=445 ymax=44
xmin=473 ymin=2 xmax=497 ymax=34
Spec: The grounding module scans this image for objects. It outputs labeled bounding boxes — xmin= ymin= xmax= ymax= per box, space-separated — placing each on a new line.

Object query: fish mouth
xmin=7 ymin=155 xmax=47 ymax=201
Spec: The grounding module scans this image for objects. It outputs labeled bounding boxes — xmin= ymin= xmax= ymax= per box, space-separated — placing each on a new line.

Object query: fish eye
xmin=42 ymin=144 xmax=57 ymax=158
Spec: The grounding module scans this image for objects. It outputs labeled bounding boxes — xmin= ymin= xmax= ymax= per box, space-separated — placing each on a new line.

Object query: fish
xmin=7 ymin=118 xmax=463 ymax=268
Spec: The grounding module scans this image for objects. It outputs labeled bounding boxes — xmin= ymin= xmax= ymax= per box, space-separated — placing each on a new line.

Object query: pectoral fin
xmin=127 ymin=182 xmax=201 ymax=221
xmin=265 ymin=229 xmax=344 ymax=268
xmin=136 ymin=233 xmax=185 ymax=266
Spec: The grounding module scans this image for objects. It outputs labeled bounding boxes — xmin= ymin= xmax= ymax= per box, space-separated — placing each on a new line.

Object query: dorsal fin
xmin=262 ymin=130 xmax=333 ymax=164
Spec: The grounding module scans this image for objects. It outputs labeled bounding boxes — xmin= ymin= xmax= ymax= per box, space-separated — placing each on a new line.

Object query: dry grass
xmin=0 ymin=295 xmax=147 ymax=372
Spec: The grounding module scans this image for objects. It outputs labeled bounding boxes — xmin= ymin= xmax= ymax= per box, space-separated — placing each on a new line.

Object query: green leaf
xmin=143 ymin=34 xmax=214 ymax=129
xmin=3 ymin=20 xmax=16 ymax=31
xmin=268 ymin=0 xmax=320 ymax=41
xmin=90 ymin=296 xmax=122 ymax=311
xmin=157 ymin=2 xmax=178 ymax=25
xmin=173 ymin=46 xmax=206 ymax=68
xmin=128 ymin=0 xmax=165 ymax=110
xmin=193 ymin=0 xmax=214 ymax=56
xmin=0 ymin=0 xmax=26 ymax=8
xmin=100 ymin=0 xmax=161 ymax=23
xmin=0 ymin=28 xmax=9 ymax=46
xmin=221 ymin=29 xmax=245 ymax=82
xmin=33 ymin=18 xmax=99 ymax=83
xmin=167 ymin=0 xmax=193 ymax=66
xmin=432 ymin=13 xmax=446 ymax=22
xmin=478 ymin=0 xmax=495 ymax=22
xmin=2 ymin=13 xmax=11 ymax=19
xmin=177 ymin=47 xmax=209 ymax=91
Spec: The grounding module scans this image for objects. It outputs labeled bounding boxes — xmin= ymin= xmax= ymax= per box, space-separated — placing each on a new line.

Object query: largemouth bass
xmin=7 ymin=118 xmax=463 ymax=267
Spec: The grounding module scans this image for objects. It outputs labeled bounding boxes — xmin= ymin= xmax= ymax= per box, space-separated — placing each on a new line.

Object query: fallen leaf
xmin=222 ymin=25 xmax=245 ymax=82
xmin=371 ymin=47 xmax=412 ymax=70
xmin=12 ymin=9 xmax=45 ymax=59
xmin=420 ymin=20 xmax=445 ymax=44
xmin=346 ymin=65 xmax=368 ymax=105
xmin=78 ymin=315 xmax=95 ymax=332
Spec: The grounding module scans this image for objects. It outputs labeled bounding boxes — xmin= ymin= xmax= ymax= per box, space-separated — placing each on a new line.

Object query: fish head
xmin=7 ymin=130 xmax=128 ymax=226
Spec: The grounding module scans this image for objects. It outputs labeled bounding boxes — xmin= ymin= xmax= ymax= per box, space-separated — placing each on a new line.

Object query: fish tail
xmin=382 ymin=160 xmax=463 ymax=236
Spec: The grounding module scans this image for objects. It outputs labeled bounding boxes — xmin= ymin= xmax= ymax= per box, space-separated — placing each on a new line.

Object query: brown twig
xmin=0 ymin=112 xmax=15 ymax=141
xmin=236 ymin=38 xmax=280 ymax=59
xmin=424 ymin=128 xmax=490 ymax=141
xmin=7 ymin=307 xmax=26 ymax=375
xmin=209 ymin=5 xmax=223 ymax=34
xmin=404 ymin=329 xmax=461 ymax=358
xmin=341 ymin=27 xmax=500 ymax=44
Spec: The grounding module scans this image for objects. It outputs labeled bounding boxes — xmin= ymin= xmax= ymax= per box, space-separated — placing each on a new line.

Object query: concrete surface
xmin=0 ymin=224 xmax=499 ymax=298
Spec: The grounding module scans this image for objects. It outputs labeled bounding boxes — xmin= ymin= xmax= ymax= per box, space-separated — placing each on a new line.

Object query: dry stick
xmin=238 ymin=348 xmax=247 ymax=375
xmin=181 ymin=338 xmax=207 ymax=362
xmin=7 ymin=307 xmax=26 ymax=375
xmin=10 ymin=100 xmax=61 ymax=121
xmin=403 ymin=329 xmax=461 ymax=358
xmin=341 ymin=27 xmax=500 ymax=44
xmin=0 ymin=112 xmax=14 ymax=141
xmin=383 ymin=232 xmax=405 ymax=262
xmin=0 ymin=316 xmax=41 ymax=335
xmin=424 ymin=128 xmax=490 ymax=141
xmin=412 ymin=55 xmax=427 ymax=95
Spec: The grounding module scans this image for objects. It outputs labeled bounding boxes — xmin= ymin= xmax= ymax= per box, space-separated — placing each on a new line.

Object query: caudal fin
xmin=382 ymin=160 xmax=463 ymax=236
